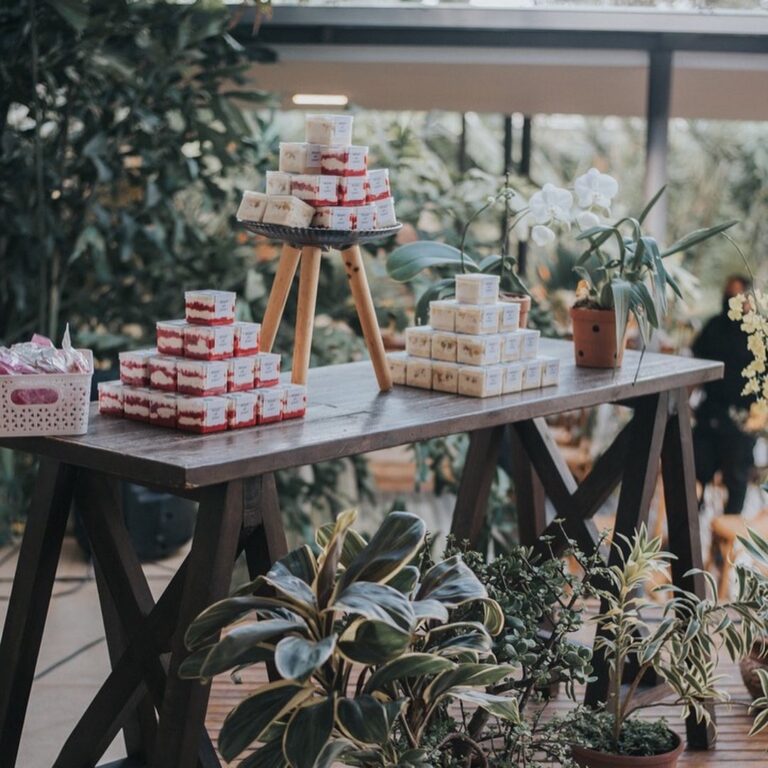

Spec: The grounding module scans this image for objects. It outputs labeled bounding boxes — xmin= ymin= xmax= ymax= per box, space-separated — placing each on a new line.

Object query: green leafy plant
xmin=564 ymin=525 xmax=765 ymax=757
xmin=446 ymin=535 xmax=605 ymax=767
xmin=181 ymin=510 xmax=521 ymax=767
xmin=573 ymin=187 xmax=738 ymax=353
xmin=734 ymin=529 xmax=768 ymax=737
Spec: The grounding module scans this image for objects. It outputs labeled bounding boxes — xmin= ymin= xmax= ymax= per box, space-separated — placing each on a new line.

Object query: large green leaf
xmin=386 ymin=242 xmax=478 ymax=282
xmin=424 ymin=663 xmax=513 ymax=704
xmin=315 ymin=509 xmax=358 ymax=609
xmin=416 ymin=555 xmax=487 ymax=607
xmin=411 ymin=598 xmax=449 ymax=624
xmin=278 ymin=545 xmax=319 ymax=585
xmin=661 ymin=220 xmax=737 ymax=258
xmin=199 ymin=620 xmax=304 ymax=677
xmin=388 ymin=565 xmax=420 ymax=596
xmin=426 ymin=622 xmax=493 ymax=657
xmin=453 ymin=690 xmax=521 ymax=723
xmin=274 ymin=635 xmax=336 ymax=682
xmin=337 ymin=695 xmax=405 ymax=745
xmin=237 ymin=736 xmax=286 ymax=768
xmin=337 ymin=512 xmax=426 ymax=593
xmin=284 ymin=696 xmax=336 ymax=768
xmin=315 ymin=739 xmax=355 ymax=768
xmin=331 ymin=582 xmax=415 ymax=631
xmin=178 ymin=645 xmax=215 ymax=680
xmin=265 ymin=561 xmax=318 ymax=611
xmin=185 ymin=597 xmax=301 ymax=650
xmin=338 ymin=619 xmax=412 ymax=665
xmin=316 ymin=524 xmax=367 ymax=569
xmin=199 ymin=630 xmax=275 ymax=678
xmin=364 ymin=653 xmax=456 ymax=694
xmin=219 ymin=681 xmax=312 ymax=762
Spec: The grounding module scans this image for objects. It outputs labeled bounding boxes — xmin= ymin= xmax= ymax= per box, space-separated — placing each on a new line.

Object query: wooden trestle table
xmin=0 ymin=340 xmax=722 ymax=767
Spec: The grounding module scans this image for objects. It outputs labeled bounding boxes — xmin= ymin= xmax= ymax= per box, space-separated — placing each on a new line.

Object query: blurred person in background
xmin=692 ymin=275 xmax=756 ymax=515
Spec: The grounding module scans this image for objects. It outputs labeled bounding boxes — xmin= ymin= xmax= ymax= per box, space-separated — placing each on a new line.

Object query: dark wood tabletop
xmin=1 ymin=340 xmax=723 ymax=490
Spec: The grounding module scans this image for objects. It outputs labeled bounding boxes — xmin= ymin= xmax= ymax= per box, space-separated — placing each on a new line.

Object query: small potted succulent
xmin=562 ymin=525 xmax=764 ymax=768
xmin=570 ymin=182 xmax=735 ymax=368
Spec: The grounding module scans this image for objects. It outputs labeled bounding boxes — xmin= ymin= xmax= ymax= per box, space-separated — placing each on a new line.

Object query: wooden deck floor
xmin=206 ymin=655 xmax=768 ymax=767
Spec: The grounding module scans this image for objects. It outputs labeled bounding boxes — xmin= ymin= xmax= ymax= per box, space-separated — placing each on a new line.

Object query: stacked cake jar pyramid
xmin=236 ymin=113 xmax=397 ymax=231
xmin=98 ymin=290 xmax=307 ymax=433
xmin=387 ymin=275 xmax=560 ymax=398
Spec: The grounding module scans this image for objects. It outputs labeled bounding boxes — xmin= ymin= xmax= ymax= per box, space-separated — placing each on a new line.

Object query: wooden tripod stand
xmin=259 ymin=241 xmax=393 ymax=392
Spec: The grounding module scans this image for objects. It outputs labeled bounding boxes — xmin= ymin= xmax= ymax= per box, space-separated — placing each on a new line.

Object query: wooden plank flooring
xmin=206 ymin=654 xmax=768 ymax=766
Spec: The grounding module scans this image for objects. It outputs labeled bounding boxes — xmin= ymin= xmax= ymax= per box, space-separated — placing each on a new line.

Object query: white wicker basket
xmin=0 ymin=351 xmax=94 ymax=437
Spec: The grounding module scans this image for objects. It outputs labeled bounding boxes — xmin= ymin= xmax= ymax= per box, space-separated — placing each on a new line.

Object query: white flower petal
xmin=577 ymin=210 xmax=600 ymax=229
xmin=596 ymin=173 xmax=619 ymax=199
xmin=528 ymin=191 xmax=551 ymax=224
xmin=531 ymin=225 xmax=556 ymax=247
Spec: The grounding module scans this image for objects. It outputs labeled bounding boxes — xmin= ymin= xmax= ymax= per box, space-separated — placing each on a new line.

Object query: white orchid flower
xmin=574 ymin=168 xmax=618 ymax=212
xmin=576 ymin=210 xmax=601 ymax=229
xmin=529 ymin=183 xmax=574 ymax=226
xmin=531 ymin=224 xmax=556 ymax=247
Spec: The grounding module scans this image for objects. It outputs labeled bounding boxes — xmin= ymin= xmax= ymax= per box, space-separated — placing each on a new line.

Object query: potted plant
xmin=386 ymin=170 xmax=620 ymax=329
xmin=571 ymin=186 xmax=735 ymax=368
xmin=561 ymin=525 xmax=764 ymax=768
xmin=179 ymin=510 xmax=524 ymax=767
xmin=446 ymin=534 xmax=606 ymax=766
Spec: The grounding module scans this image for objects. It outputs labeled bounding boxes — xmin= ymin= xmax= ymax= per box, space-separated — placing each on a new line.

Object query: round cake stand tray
xmin=238 ymin=221 xmax=402 ymax=250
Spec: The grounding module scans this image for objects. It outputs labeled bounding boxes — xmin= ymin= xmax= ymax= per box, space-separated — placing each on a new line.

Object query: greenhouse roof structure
xmin=239 ymin=5 xmax=768 ymax=120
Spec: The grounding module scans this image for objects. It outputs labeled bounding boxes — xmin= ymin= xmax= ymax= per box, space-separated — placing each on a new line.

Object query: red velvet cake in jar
xmin=149 ymin=391 xmax=177 ymax=428
xmin=148 ymin=356 xmax=179 ymax=392
xmin=320 ymin=145 xmax=368 ymax=177
xmin=291 ymin=175 xmax=339 ymax=207
xmin=156 ymin=320 xmax=187 ymax=356
xmin=254 ymin=352 xmax=281 ymax=388
xmin=228 ymin=357 xmax=256 ymax=393
xmin=373 ymin=196 xmax=397 ymax=228
xmin=123 ymin=387 xmax=151 ymax=422
xmin=311 ymin=206 xmax=355 ymax=230
xmin=119 ymin=349 xmax=156 ymax=387
xmin=97 ymin=381 xmax=124 ymax=416
xmin=256 ymin=387 xmax=283 ymax=425
xmin=366 ymin=169 xmax=391 ymax=203
xmin=226 ymin=391 xmax=258 ymax=429
xmin=183 ymin=324 xmax=235 ymax=360
xmin=338 ymin=176 xmax=367 ymax=207
xmin=177 ymin=360 xmax=228 ymax=397
xmin=282 ymin=384 xmax=308 ymax=420
xmin=354 ymin=204 xmax=377 ymax=231
xmin=233 ymin=322 xmax=261 ymax=357
xmin=184 ymin=290 xmax=236 ymax=326
xmin=177 ymin=396 xmax=228 ymax=434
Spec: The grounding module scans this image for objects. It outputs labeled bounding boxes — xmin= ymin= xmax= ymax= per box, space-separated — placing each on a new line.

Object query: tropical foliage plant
xmin=180 ymin=510 xmax=522 ymax=767
xmin=449 ymin=535 xmax=605 ymax=767
xmin=572 ymin=187 xmax=737 ymax=353
xmin=565 ymin=525 xmax=766 ymax=757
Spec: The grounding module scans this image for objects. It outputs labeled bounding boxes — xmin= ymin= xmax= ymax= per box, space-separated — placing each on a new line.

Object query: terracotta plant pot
xmin=571 ymin=732 xmax=684 ymax=768
xmin=501 ymin=293 xmax=531 ymax=329
xmin=571 ymin=306 xmax=625 ymax=368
